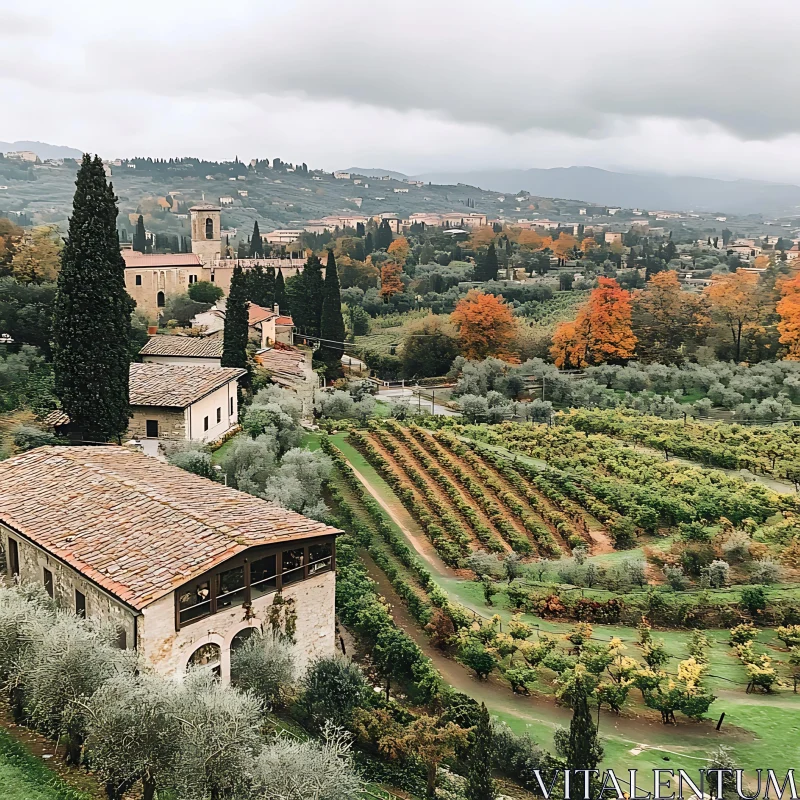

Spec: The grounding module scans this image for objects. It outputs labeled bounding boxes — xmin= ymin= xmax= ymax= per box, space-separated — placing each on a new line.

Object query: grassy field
xmin=323 ymin=427 xmax=800 ymax=778
xmin=0 ymin=728 xmax=91 ymax=800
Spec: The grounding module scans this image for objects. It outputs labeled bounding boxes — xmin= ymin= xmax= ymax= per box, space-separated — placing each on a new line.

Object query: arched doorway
xmin=187 ymin=642 xmax=221 ymax=678
xmin=230 ymin=626 xmax=260 ymax=653
xmin=157 ymin=291 xmax=165 ymax=308
xmin=205 ymin=218 xmax=214 ymax=240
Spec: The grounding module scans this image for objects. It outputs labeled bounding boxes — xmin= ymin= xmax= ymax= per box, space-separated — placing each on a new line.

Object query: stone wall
xmin=0 ymin=524 xmax=137 ymax=648
xmin=128 ymin=406 xmax=186 ymax=440
xmin=139 ymin=570 xmax=336 ymax=681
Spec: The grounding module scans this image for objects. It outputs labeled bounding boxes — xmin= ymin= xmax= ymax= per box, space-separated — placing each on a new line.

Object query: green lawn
xmin=0 ymin=728 xmax=91 ymax=800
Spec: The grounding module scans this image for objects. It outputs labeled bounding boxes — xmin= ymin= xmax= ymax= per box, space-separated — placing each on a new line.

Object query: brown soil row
xmin=363 ymin=432 xmax=477 ymax=553
xmin=369 ymin=430 xmax=513 ymax=554
xmin=409 ymin=428 xmax=565 ymax=557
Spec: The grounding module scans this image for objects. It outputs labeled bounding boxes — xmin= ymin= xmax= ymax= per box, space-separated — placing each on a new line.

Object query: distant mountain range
xmin=0 ymin=140 xmax=83 ymax=160
xmin=410 ymin=167 xmax=800 ymax=217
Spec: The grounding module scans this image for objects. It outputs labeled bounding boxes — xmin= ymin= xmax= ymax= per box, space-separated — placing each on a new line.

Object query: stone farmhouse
xmin=0 ymin=446 xmax=340 ymax=681
xmin=127 ymin=362 xmax=244 ymax=443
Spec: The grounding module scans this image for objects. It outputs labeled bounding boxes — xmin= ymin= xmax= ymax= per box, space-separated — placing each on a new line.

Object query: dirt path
xmin=370 ymin=430 xmax=512 ymax=553
xmin=0 ymin=703 xmax=105 ymax=799
xmin=342 ymin=458 xmax=454 ymax=577
xmin=361 ymin=549 xmax=749 ymax=752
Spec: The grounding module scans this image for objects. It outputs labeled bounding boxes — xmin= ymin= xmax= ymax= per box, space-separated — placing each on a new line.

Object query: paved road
xmin=378 ymin=387 xmax=460 ymax=416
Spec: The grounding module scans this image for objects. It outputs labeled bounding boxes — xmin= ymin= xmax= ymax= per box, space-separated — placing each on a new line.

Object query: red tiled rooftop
xmin=0 ymin=447 xmax=341 ymax=610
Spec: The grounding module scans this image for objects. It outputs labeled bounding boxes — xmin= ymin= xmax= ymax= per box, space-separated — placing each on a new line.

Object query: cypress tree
xmin=53 ymin=153 xmax=134 ymax=442
xmin=565 ymin=675 xmax=602 ymax=772
xmin=376 ymin=219 xmax=393 ymax=250
xmin=221 ymin=263 xmax=249 ymax=368
xmin=319 ymin=249 xmax=345 ymax=374
xmin=476 ymin=243 xmax=499 ymax=282
xmin=274 ymin=268 xmax=286 ymax=312
xmin=132 ymin=214 xmax=146 ymax=252
xmin=246 ymin=263 xmax=274 ymax=308
xmin=465 ymin=703 xmax=497 ymax=800
xmin=364 ymin=231 xmax=374 ymax=255
xmin=250 ymin=220 xmax=262 ymax=257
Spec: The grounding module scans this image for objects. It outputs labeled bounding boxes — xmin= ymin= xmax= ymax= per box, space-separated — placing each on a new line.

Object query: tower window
xmin=135 ymin=274 xmax=142 ymax=286
xmin=206 ymin=218 xmax=214 ymax=239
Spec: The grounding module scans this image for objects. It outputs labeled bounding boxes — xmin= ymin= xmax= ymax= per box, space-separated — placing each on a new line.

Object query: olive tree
xmin=171 ymin=670 xmax=264 ymax=800
xmin=230 ymin=632 xmax=295 ymax=710
xmin=16 ymin=614 xmax=133 ymax=765
xmin=251 ymin=723 xmax=362 ymax=800
xmin=85 ymin=673 xmax=180 ymax=800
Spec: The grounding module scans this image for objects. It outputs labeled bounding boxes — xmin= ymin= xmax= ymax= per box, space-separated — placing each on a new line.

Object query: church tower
xmin=189 ymin=203 xmax=222 ymax=265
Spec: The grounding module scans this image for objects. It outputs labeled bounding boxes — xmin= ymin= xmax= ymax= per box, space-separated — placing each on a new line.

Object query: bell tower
xmin=189 ymin=203 xmax=222 ymax=265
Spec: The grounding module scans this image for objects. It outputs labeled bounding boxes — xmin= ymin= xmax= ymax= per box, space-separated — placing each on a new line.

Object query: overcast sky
xmin=3 ymin=0 xmax=800 ymax=182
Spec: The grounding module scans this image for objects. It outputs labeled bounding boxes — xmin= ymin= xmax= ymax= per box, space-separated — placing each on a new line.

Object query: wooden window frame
xmin=174 ymin=535 xmax=336 ymax=631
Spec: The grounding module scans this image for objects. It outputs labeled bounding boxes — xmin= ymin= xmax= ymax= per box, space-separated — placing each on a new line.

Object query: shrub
xmin=663 ymin=564 xmax=689 ymax=591
xmin=459 ymin=642 xmax=497 ymax=680
xmin=729 ymin=623 xmax=758 ymax=646
xmin=722 ymin=530 xmax=751 ymax=562
xmin=230 ymin=632 xmax=295 ymax=709
xmin=749 ymin=559 xmax=781 ymax=585
xmin=706 ymin=560 xmax=730 ymax=589
xmin=301 ymin=656 xmax=373 ymax=728
xmin=187 ymin=280 xmax=224 ymax=305
xmin=609 ymin=516 xmax=636 ymax=550
xmin=740 ymin=586 xmax=768 ymax=616
xmin=11 ymin=424 xmax=63 ymax=452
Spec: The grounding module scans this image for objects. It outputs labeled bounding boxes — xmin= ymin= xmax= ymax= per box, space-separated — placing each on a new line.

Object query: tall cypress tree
xmin=132 ymin=214 xmax=146 ymax=252
xmin=53 ymin=154 xmax=134 ymax=442
xmin=564 ymin=674 xmax=602 ymax=772
xmin=319 ymin=249 xmax=345 ymax=374
xmin=376 ymin=220 xmax=393 ymax=250
xmin=246 ymin=263 xmax=275 ymax=308
xmin=249 ymin=220 xmax=262 ymax=258
xmin=465 ymin=703 xmax=497 ymax=800
xmin=364 ymin=231 xmax=374 ymax=255
xmin=221 ymin=263 xmax=249 ymax=368
xmin=274 ymin=268 xmax=286 ymax=312
xmin=476 ymin=243 xmax=499 ymax=282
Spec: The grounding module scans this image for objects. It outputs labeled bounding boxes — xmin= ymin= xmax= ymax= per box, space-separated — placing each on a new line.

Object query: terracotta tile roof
xmin=0 ymin=446 xmax=340 ymax=610
xmin=130 ymin=363 xmax=245 ymax=408
xmin=122 ymin=252 xmax=202 ymax=268
xmin=275 ymin=315 xmax=294 ymax=326
xmin=248 ymin=303 xmax=277 ymax=326
xmin=139 ymin=335 xmax=224 ymax=359
xmin=254 ymin=347 xmax=309 ymax=381
xmin=42 ymin=410 xmax=71 ymax=428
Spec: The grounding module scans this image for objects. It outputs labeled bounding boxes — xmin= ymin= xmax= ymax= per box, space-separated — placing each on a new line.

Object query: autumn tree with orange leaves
xmin=777 ymin=273 xmax=800 ymax=359
xmin=704 ymin=270 xmax=773 ymax=362
xmin=632 ymin=271 xmax=708 ymax=364
xmin=379 ymin=261 xmax=404 ymax=301
xmin=387 ymin=237 xmax=410 ymax=262
xmin=552 ymin=232 xmax=578 ymax=262
xmin=451 ymin=290 xmax=518 ymax=361
xmin=551 ymin=277 xmax=637 ymax=368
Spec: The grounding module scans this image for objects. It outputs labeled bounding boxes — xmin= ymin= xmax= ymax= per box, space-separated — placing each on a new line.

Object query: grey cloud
xmin=91 ymin=0 xmax=800 ymax=141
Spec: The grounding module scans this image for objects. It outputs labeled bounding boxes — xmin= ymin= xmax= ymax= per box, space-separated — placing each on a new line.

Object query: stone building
xmin=0 ymin=447 xmax=340 ymax=681
xmin=123 ymin=205 xmax=308 ymax=320
xmin=128 ymin=362 xmax=245 ymax=443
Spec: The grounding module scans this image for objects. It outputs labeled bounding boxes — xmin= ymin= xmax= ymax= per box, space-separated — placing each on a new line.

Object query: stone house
xmin=254 ymin=345 xmax=318 ymax=417
xmin=0 ymin=446 xmax=340 ymax=680
xmin=139 ymin=334 xmax=223 ymax=367
xmin=128 ymin=362 xmax=245 ymax=443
